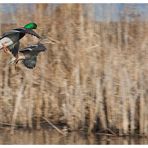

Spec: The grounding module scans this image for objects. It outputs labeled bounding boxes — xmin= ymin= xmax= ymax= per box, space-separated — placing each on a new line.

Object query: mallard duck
xmin=10 ymin=43 xmax=46 ymax=69
xmin=0 ymin=22 xmax=41 ymax=61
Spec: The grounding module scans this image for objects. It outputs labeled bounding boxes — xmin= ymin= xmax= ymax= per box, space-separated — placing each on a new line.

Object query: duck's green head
xmin=24 ymin=22 xmax=37 ymax=29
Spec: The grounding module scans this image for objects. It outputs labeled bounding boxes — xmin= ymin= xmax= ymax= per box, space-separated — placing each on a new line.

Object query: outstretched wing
xmin=19 ymin=43 xmax=46 ymax=56
xmin=2 ymin=29 xmax=21 ymax=37
xmin=1 ymin=30 xmax=22 ymax=43
xmin=19 ymin=46 xmax=33 ymax=55
xmin=2 ymin=28 xmax=41 ymax=41
xmin=13 ymin=28 xmax=41 ymax=39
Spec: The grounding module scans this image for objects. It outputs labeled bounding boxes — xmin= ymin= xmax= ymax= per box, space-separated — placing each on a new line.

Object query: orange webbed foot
xmin=2 ymin=43 xmax=10 ymax=53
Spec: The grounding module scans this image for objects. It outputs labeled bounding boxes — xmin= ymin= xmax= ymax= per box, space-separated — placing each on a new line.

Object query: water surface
xmin=0 ymin=128 xmax=147 ymax=144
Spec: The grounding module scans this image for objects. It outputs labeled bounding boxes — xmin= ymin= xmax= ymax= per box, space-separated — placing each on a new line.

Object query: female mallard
xmin=10 ymin=43 xmax=46 ymax=69
xmin=0 ymin=22 xmax=41 ymax=61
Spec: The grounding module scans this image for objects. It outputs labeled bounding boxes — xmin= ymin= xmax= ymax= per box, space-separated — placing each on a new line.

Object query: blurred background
xmin=0 ymin=3 xmax=147 ymax=137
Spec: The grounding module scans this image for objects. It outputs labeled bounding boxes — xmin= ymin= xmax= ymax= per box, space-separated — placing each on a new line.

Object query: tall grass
xmin=0 ymin=4 xmax=147 ymax=136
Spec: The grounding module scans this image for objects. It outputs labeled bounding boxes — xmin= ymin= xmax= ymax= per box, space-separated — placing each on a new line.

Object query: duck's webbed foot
xmin=2 ymin=43 xmax=11 ymax=54
xmin=9 ymin=55 xmax=19 ymax=69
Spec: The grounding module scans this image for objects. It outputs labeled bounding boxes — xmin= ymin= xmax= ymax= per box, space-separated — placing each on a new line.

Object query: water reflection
xmin=0 ymin=128 xmax=147 ymax=144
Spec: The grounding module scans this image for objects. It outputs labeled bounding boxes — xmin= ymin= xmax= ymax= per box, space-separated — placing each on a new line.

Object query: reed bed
xmin=0 ymin=4 xmax=147 ymax=136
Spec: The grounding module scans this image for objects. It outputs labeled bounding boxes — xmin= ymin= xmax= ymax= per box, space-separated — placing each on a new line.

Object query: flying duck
xmin=10 ymin=43 xmax=47 ymax=69
xmin=0 ymin=22 xmax=41 ymax=62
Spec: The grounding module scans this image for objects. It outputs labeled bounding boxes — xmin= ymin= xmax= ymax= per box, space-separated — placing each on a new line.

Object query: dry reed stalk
xmin=42 ymin=117 xmax=65 ymax=135
xmin=25 ymin=70 xmax=34 ymax=128
xmin=119 ymin=68 xmax=129 ymax=135
xmin=34 ymin=91 xmax=42 ymax=129
xmin=103 ymin=51 xmax=116 ymax=129
xmin=11 ymin=79 xmax=25 ymax=133
xmin=139 ymin=70 xmax=146 ymax=135
xmin=126 ymin=70 xmax=135 ymax=135
xmin=43 ymin=93 xmax=49 ymax=118
xmin=95 ymin=78 xmax=107 ymax=130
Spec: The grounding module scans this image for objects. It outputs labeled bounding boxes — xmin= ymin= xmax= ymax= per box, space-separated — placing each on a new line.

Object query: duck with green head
xmin=0 ymin=22 xmax=41 ymax=61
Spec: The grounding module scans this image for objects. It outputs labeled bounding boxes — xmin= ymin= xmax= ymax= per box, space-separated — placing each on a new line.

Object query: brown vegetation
xmin=0 ymin=4 xmax=147 ymax=136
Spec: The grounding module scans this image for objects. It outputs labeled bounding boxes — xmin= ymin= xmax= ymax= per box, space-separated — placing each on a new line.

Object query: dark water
xmin=0 ymin=128 xmax=147 ymax=144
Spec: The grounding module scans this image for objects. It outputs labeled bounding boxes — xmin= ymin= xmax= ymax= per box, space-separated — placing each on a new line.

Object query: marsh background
xmin=0 ymin=3 xmax=147 ymax=143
